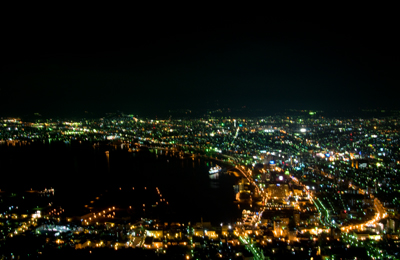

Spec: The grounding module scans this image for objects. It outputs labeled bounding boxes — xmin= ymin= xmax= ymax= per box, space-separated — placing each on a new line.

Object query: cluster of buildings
xmin=1 ymin=111 xmax=400 ymax=259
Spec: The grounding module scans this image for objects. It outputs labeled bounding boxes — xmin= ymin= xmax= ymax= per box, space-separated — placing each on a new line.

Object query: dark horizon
xmin=1 ymin=15 xmax=399 ymax=118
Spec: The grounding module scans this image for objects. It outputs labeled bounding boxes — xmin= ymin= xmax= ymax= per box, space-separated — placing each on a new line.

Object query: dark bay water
xmin=0 ymin=142 xmax=240 ymax=225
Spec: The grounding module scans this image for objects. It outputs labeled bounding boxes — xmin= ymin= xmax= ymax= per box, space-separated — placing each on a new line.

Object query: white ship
xmin=209 ymin=165 xmax=222 ymax=174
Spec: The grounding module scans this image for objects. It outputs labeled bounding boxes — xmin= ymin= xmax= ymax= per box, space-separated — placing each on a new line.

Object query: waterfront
xmin=1 ymin=112 xmax=399 ymax=259
xmin=0 ymin=141 xmax=241 ymax=225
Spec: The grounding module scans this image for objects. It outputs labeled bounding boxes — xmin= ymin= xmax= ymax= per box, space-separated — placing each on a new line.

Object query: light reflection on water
xmin=0 ymin=143 xmax=243 ymax=224
xmin=209 ymin=172 xmax=219 ymax=180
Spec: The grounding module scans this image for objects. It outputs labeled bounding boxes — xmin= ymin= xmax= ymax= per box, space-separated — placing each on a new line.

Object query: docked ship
xmin=209 ymin=165 xmax=222 ymax=174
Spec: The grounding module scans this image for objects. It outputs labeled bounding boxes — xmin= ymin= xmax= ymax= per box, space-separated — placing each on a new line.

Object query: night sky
xmin=1 ymin=15 xmax=399 ymax=118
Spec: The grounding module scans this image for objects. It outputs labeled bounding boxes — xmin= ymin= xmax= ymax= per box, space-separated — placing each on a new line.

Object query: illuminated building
xmin=266 ymin=183 xmax=289 ymax=198
xmin=273 ymin=218 xmax=289 ymax=237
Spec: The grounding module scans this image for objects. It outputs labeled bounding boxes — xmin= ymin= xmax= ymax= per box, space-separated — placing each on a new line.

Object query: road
xmin=238 ymin=235 xmax=265 ymax=260
xmin=234 ymin=165 xmax=267 ymax=259
xmin=340 ymin=197 xmax=387 ymax=234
